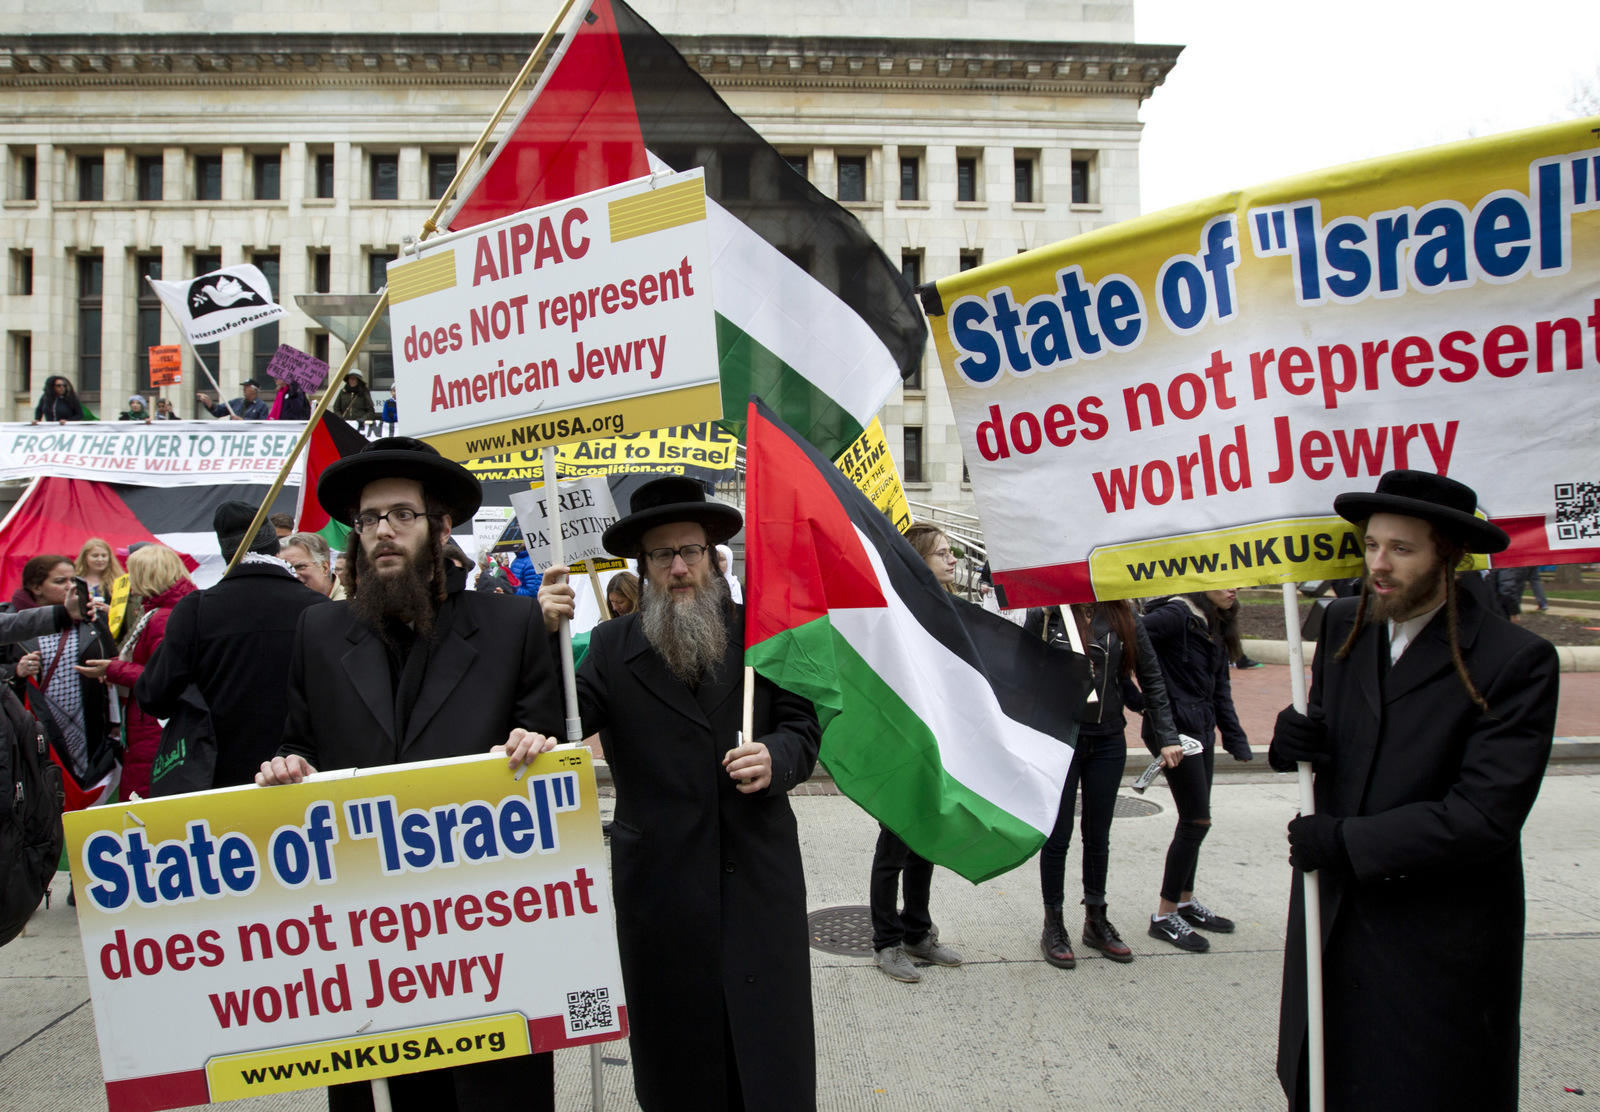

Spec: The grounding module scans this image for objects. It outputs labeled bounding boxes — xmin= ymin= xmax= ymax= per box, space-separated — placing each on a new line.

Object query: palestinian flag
xmin=743 ymin=399 xmax=1087 ymax=882
xmin=294 ymin=412 xmax=370 ymax=551
xmin=444 ymin=0 xmax=925 ymax=459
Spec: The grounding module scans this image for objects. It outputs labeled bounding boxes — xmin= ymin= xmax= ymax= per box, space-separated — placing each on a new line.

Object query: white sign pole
xmin=539 ymin=445 xmax=605 ymax=1112
xmin=1282 ymin=582 xmax=1325 ymax=1112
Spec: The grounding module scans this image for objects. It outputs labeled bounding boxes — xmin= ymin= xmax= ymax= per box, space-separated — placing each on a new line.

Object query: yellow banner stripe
xmin=609 ymin=179 xmax=707 ymax=242
xmin=386 ymin=252 xmax=457 ymax=305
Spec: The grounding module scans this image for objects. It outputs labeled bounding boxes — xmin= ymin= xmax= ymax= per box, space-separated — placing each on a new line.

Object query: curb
xmin=1243 ymin=638 xmax=1600 ymax=673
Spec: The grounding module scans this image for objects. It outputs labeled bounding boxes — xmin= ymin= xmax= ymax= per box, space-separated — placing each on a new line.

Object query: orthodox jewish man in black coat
xmin=258 ymin=437 xmax=564 ymax=1112
xmin=1271 ymin=470 xmax=1559 ymax=1112
xmin=515 ymin=476 xmax=821 ymax=1112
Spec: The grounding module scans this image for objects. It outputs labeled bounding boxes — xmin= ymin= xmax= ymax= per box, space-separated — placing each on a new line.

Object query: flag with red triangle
xmin=743 ymin=398 xmax=1089 ymax=882
xmin=294 ymin=413 xmax=370 ymax=550
xmin=443 ymin=0 xmax=925 ymax=459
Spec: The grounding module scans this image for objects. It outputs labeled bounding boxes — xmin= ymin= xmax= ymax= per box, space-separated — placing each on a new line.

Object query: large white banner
xmin=925 ymin=118 xmax=1600 ymax=606
xmin=387 ymin=170 xmax=721 ymax=461
xmin=0 ymin=422 xmax=305 ymax=487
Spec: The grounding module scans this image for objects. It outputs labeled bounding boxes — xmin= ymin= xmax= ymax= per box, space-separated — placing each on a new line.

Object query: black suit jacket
xmin=279 ymin=589 xmax=562 ymax=769
xmin=1276 ymin=583 xmax=1558 ymax=1111
xmin=136 ymin=564 xmax=329 ymax=788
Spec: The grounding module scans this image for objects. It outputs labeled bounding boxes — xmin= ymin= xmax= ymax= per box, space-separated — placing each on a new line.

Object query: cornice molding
xmin=0 ymin=32 xmax=1180 ymax=98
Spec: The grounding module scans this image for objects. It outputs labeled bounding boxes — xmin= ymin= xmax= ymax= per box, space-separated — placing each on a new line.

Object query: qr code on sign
xmin=565 ymin=987 xmax=615 ymax=1034
xmin=1553 ymin=482 xmax=1600 ymax=541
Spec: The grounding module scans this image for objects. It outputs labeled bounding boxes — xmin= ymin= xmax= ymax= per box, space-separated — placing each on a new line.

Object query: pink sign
xmin=263 ymin=345 xmax=329 ymax=393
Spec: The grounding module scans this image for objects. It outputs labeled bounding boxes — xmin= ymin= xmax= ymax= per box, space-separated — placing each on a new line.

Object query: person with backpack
xmin=75 ymin=546 xmax=196 ymax=801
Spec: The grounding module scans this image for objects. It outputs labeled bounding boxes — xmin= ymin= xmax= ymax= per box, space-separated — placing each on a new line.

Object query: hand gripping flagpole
xmin=1283 ymin=582 xmax=1325 ymax=1112
xmin=222 ymin=0 xmax=583 ymax=578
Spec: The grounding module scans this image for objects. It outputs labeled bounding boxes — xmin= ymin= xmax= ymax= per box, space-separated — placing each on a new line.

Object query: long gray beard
xmin=639 ymin=570 xmax=730 ymax=685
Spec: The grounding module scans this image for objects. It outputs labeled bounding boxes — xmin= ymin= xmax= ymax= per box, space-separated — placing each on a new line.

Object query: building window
xmin=1014 ymin=157 xmax=1035 ymax=203
xmin=899 ymin=250 xmax=922 ymax=290
xmin=136 ymin=156 xmax=163 ymax=202
xmin=369 ymin=252 xmax=396 ymax=293
xmin=255 ymin=155 xmax=281 ymax=201
xmin=900 ymin=156 xmax=919 ymax=201
xmin=192 ymin=253 xmax=221 ymax=393
xmin=428 ymin=154 xmax=457 ymax=201
xmin=315 ymin=153 xmax=336 ymax=199
xmin=195 ymin=155 xmax=222 ymax=201
xmin=370 ymin=154 xmax=399 ymax=200
xmin=135 ymin=255 xmax=162 ymax=394
xmin=78 ymin=156 xmax=104 ymax=202
xmin=312 ymin=251 xmax=331 ymax=294
xmin=11 ymin=251 xmax=32 ymax=296
xmin=783 ymin=155 xmax=807 ymax=179
xmin=959 ymin=250 xmax=982 ymax=272
xmin=903 ymin=427 xmax=923 ymax=483
xmin=962 ymin=457 xmax=970 ymax=484
xmin=77 ymin=255 xmax=103 ymax=393
xmin=251 ymin=254 xmax=280 ymax=383
xmin=837 ymin=156 xmax=866 ymax=203
xmin=312 ymin=333 xmax=330 ymax=365
xmin=779 ymin=154 xmax=809 ymax=202
xmin=11 ymin=333 xmax=32 ymax=395
xmin=369 ymin=352 xmax=394 ymax=390
xmin=956 ymin=156 xmax=978 ymax=203
xmin=19 ymin=154 xmax=36 ymax=201
xmin=720 ymin=152 xmax=750 ymax=202
xmin=1072 ymin=156 xmax=1093 ymax=204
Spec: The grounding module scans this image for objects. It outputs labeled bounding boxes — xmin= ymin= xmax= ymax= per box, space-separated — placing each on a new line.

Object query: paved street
xmin=3 ymin=766 xmax=1598 ymax=1111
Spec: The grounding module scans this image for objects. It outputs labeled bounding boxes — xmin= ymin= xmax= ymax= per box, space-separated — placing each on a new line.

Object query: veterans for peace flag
xmin=442 ymin=0 xmax=926 ymax=460
xmin=147 ymin=263 xmax=287 ymax=346
xmin=742 ymin=398 xmax=1090 ymax=883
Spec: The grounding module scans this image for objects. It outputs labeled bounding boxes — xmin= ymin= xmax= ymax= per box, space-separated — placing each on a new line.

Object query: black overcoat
xmin=571 ymin=604 xmax=820 ymax=1112
xmin=278 ymin=590 xmax=562 ymax=767
xmin=1277 ymin=584 xmax=1558 ymax=1112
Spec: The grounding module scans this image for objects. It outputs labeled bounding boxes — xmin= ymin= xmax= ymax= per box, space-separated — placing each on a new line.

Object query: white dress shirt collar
xmin=1387 ymin=599 xmax=1445 ymax=665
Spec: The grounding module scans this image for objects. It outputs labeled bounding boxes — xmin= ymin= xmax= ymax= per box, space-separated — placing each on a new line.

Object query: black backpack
xmin=0 ymin=686 xmax=64 ymax=947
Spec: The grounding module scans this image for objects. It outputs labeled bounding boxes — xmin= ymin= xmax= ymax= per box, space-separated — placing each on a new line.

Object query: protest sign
xmin=0 ymin=422 xmax=307 ymax=486
xmin=924 ymin=118 xmax=1600 ymax=606
xmin=835 ymin=419 xmax=911 ymax=533
xmin=472 ymin=506 xmax=516 ymax=557
xmin=464 ymin=422 xmax=737 ymax=483
xmin=65 ymin=749 xmax=626 ymax=1111
xmin=509 ymin=476 xmax=621 ymax=572
xmin=264 ymin=345 xmax=331 ymax=394
xmin=148 ymin=345 xmax=183 ymax=387
xmin=387 ymin=171 xmax=721 ymax=461
xmin=148 ymin=265 xmax=287 ymax=347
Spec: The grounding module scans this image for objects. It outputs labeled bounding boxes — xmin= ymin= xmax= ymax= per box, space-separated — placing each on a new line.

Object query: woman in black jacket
xmin=1026 ymin=601 xmax=1181 ymax=967
xmin=32 ymin=376 xmax=84 ymax=424
xmin=1139 ymin=590 xmax=1252 ymax=953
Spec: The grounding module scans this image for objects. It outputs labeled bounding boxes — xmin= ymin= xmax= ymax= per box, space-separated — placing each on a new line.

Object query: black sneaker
xmin=1178 ymin=899 xmax=1234 ymax=933
xmin=1235 ymin=655 xmax=1265 ymax=670
xmin=1148 ymin=911 xmax=1209 ymax=952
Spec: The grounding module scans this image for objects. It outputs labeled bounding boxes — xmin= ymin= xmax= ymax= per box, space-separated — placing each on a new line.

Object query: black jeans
xmin=870 ymin=825 xmax=933 ymax=951
xmin=1039 ymin=729 xmax=1128 ymax=908
xmin=1159 ymin=744 xmax=1215 ymax=903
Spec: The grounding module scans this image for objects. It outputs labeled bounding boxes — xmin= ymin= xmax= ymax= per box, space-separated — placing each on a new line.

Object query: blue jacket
xmin=510 ymin=553 xmax=542 ymax=597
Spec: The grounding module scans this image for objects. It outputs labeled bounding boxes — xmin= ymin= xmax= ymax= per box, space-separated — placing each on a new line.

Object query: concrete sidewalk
xmin=3 ymin=769 xmax=1599 ymax=1111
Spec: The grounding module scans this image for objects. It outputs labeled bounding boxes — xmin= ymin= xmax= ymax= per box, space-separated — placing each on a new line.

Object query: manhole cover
xmin=808 ymin=905 xmax=874 ymax=956
xmin=1113 ymin=795 xmax=1163 ymax=818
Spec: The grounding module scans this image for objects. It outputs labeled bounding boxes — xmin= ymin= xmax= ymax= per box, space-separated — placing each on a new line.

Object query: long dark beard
xmin=347 ymin=540 xmax=438 ymax=646
xmin=1367 ymin=557 xmax=1447 ymax=623
xmin=638 ymin=569 xmax=730 ymax=685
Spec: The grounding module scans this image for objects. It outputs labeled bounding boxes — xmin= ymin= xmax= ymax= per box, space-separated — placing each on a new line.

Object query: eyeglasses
xmin=352 ymin=508 xmax=443 ymax=534
xmin=645 ymin=544 xmax=708 ymax=569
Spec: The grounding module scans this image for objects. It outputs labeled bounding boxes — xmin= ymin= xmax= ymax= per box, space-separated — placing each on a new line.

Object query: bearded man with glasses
xmin=525 ymin=475 xmax=821 ymax=1112
xmin=257 ymin=437 xmax=564 ymax=1112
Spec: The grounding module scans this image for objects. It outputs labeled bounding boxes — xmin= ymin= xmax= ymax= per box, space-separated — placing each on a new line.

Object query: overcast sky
xmin=1135 ymin=1 xmax=1600 ymax=214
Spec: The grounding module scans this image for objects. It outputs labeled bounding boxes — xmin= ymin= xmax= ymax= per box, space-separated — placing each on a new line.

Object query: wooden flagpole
xmin=1282 ymin=582 xmax=1325 ymax=1112
xmin=222 ymin=0 xmax=582 ymax=578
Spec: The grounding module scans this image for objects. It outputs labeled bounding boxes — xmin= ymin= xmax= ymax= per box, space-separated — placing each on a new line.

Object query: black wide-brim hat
xmin=601 ymin=475 xmax=743 ymax=558
xmin=317 ymin=436 xmax=482 ymax=527
xmin=1333 ymin=469 xmax=1509 ymax=554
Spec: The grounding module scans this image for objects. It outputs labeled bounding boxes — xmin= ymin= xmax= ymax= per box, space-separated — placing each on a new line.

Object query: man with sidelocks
xmin=523 ymin=476 xmax=820 ymax=1112
xmin=1271 ymin=470 xmax=1559 ymax=1112
xmin=256 ymin=436 xmax=563 ymax=1112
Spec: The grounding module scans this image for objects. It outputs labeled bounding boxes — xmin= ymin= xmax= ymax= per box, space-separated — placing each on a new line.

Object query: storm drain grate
xmin=807 ymin=905 xmax=875 ymax=956
xmin=1113 ymin=795 xmax=1163 ymax=818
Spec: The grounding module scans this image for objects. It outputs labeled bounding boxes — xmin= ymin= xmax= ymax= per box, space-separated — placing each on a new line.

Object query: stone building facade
xmin=0 ymin=0 xmax=1177 ymax=518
